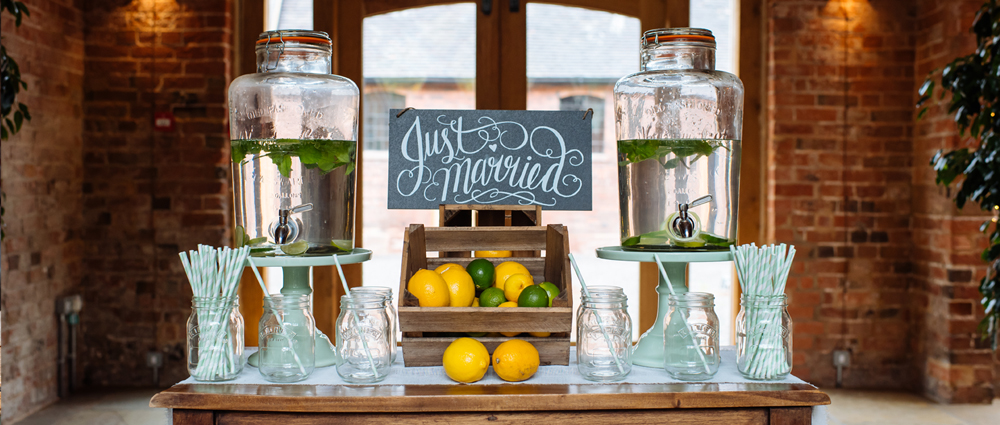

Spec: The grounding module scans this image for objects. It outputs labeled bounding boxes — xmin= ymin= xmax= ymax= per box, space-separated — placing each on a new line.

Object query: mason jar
xmin=736 ymin=295 xmax=792 ymax=380
xmin=663 ymin=292 xmax=720 ymax=380
xmin=258 ymin=294 xmax=316 ymax=382
xmin=229 ymin=30 xmax=360 ymax=256
xmin=336 ymin=294 xmax=392 ymax=383
xmin=615 ymin=28 xmax=743 ymax=251
xmin=576 ymin=286 xmax=632 ymax=381
xmin=349 ymin=286 xmax=398 ymax=363
xmin=187 ymin=296 xmax=244 ymax=381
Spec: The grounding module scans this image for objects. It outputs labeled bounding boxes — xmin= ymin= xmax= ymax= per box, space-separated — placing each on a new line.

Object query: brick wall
xmin=769 ymin=0 xmax=919 ymax=388
xmin=912 ymin=0 xmax=996 ymax=404
xmin=0 ymin=0 xmax=85 ymax=421
xmin=79 ymin=0 xmax=232 ymax=387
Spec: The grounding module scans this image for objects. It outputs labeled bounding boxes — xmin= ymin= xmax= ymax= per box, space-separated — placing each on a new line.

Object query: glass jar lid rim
xmin=643 ymin=28 xmax=716 ymax=48
xmin=667 ymin=292 xmax=715 ymax=305
xmin=256 ymin=30 xmax=332 ymax=46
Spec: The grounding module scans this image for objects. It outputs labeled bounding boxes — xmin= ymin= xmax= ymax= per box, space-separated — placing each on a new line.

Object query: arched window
xmin=362 ymin=91 xmax=406 ymax=151
xmin=559 ymin=94 xmax=605 ymax=152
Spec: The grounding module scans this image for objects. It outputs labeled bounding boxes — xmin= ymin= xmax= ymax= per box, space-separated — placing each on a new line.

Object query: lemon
xmin=435 ymin=262 xmax=464 ymax=274
xmin=475 ymin=250 xmax=512 ymax=258
xmin=472 ymin=297 xmax=479 ymax=307
xmin=498 ymin=302 xmax=519 ymax=337
xmin=503 ymin=273 xmax=533 ymax=303
xmin=441 ymin=268 xmax=476 ymax=307
xmin=407 ymin=269 xmax=451 ymax=307
xmin=492 ymin=339 xmax=540 ymax=382
xmin=528 ymin=332 xmax=551 ymax=337
xmin=280 ymin=240 xmax=309 ymax=255
xmin=494 ymin=261 xmax=530 ymax=291
xmin=442 ymin=337 xmax=490 ymax=383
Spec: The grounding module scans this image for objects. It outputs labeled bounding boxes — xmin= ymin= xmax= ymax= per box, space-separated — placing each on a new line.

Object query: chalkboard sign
xmin=387 ymin=109 xmax=593 ymax=210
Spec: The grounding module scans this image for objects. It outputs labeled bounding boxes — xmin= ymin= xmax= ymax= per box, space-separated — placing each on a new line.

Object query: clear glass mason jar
xmin=576 ymin=286 xmax=633 ymax=381
xmin=258 ymin=294 xmax=316 ymax=382
xmin=614 ymin=28 xmax=743 ymax=251
xmin=663 ymin=292 xmax=720 ymax=380
xmin=336 ymin=294 xmax=392 ymax=383
xmin=736 ymin=295 xmax=792 ymax=380
xmin=187 ymin=296 xmax=244 ymax=381
xmin=229 ymin=30 xmax=360 ymax=256
xmin=349 ymin=286 xmax=398 ymax=363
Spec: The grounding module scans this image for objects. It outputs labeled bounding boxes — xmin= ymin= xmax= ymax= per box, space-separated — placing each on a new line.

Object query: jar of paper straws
xmin=181 ymin=245 xmax=250 ymax=381
xmin=731 ymin=243 xmax=795 ymax=381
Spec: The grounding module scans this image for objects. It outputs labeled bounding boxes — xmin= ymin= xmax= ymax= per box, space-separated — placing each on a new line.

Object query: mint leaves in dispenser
xmin=615 ymin=29 xmax=743 ymax=251
xmin=229 ymin=31 xmax=359 ymax=256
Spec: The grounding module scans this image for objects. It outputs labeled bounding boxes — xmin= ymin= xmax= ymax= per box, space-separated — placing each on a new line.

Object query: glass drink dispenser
xmin=614 ymin=28 xmax=743 ymax=251
xmin=229 ymin=30 xmax=359 ymax=256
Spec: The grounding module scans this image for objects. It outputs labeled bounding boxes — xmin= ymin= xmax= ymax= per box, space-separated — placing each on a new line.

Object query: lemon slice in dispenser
xmin=280 ymin=240 xmax=310 ymax=256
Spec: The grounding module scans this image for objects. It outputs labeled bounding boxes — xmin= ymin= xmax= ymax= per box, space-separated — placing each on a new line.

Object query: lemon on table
xmin=492 ymin=339 xmax=540 ymax=382
xmin=472 ymin=297 xmax=479 ymax=307
xmin=407 ymin=269 xmax=451 ymax=307
xmin=503 ymin=273 xmax=533 ymax=303
xmin=538 ymin=282 xmax=560 ymax=307
xmin=494 ymin=261 xmax=530 ymax=291
xmin=441 ymin=268 xmax=476 ymax=307
xmin=479 ymin=288 xmax=506 ymax=308
xmin=435 ymin=262 xmax=464 ymax=274
xmin=517 ymin=285 xmax=548 ymax=308
xmin=475 ymin=250 xmax=512 ymax=258
xmin=465 ymin=259 xmax=495 ymax=293
xmin=442 ymin=337 xmax=490 ymax=383
xmin=528 ymin=332 xmax=551 ymax=337
xmin=498 ymin=302 xmax=520 ymax=337
xmin=280 ymin=240 xmax=309 ymax=255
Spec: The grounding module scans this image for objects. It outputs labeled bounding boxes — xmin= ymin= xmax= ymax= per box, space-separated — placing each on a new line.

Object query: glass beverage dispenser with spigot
xmin=229 ymin=30 xmax=359 ymax=256
xmin=615 ymin=28 xmax=743 ymax=251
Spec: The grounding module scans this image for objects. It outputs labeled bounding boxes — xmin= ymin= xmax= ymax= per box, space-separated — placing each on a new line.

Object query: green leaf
xmin=13 ymin=111 xmax=22 ymax=130
xmin=278 ymin=154 xmax=292 ymax=177
xmin=1 ymin=125 xmax=8 ymax=140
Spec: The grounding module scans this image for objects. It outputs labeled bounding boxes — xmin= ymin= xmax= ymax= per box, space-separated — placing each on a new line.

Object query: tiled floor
xmin=10 ymin=387 xmax=1000 ymax=424
xmin=15 ymin=388 xmax=167 ymax=425
xmin=824 ymin=388 xmax=1000 ymax=425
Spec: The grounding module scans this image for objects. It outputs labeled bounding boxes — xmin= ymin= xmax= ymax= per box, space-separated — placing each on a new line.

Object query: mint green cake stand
xmin=245 ymin=248 xmax=372 ymax=368
xmin=595 ymin=247 xmax=733 ymax=368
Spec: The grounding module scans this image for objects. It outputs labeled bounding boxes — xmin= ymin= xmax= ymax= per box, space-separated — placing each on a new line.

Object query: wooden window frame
xmin=234 ymin=0 xmax=767 ymax=343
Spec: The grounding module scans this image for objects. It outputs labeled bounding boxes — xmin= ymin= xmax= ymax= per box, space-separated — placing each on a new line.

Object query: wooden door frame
xmin=236 ymin=0 xmax=768 ymax=342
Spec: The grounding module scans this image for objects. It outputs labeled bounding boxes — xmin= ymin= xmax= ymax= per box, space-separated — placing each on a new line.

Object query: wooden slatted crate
xmin=397 ymin=224 xmax=572 ymax=367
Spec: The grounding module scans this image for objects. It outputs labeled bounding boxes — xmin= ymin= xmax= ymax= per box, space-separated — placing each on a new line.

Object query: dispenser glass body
xmin=229 ymin=30 xmax=359 ymax=256
xmin=615 ymin=28 xmax=743 ymax=251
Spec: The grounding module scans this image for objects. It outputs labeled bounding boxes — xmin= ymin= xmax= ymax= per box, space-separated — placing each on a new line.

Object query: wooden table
xmin=151 ymin=381 xmax=830 ymax=424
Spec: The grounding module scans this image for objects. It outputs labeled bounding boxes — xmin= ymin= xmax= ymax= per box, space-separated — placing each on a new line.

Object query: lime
xmin=331 ymin=239 xmax=353 ymax=252
xmin=699 ymin=232 xmax=733 ymax=247
xmin=235 ymin=226 xmax=246 ymax=247
xmin=247 ymin=237 xmax=268 ymax=246
xmin=280 ymin=240 xmax=309 ymax=255
xmin=479 ymin=287 xmax=506 ymax=308
xmin=517 ymin=285 xmax=549 ymax=308
xmin=537 ymin=282 xmax=560 ymax=307
xmin=466 ymin=259 xmax=495 ymax=292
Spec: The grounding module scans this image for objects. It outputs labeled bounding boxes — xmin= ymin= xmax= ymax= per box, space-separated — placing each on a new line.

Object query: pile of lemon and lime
xmin=406 ymin=250 xmax=560 ymax=383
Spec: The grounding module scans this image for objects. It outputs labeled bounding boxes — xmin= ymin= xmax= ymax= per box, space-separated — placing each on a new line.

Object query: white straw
xmin=653 ymin=254 xmax=712 ymax=374
xmin=568 ymin=253 xmax=627 ymax=375
xmin=333 ymin=254 xmax=381 ymax=380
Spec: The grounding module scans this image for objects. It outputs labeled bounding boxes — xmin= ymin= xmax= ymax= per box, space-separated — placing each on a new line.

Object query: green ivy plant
xmin=918 ymin=0 xmax=1000 ymax=349
xmin=1 ymin=0 xmax=31 ymax=141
